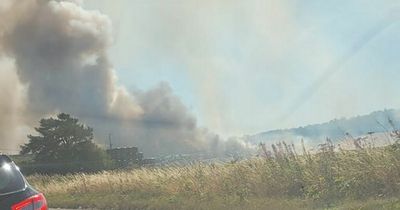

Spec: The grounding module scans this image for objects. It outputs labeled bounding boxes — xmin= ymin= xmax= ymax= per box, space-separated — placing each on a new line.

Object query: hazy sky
xmin=83 ymin=0 xmax=400 ymax=137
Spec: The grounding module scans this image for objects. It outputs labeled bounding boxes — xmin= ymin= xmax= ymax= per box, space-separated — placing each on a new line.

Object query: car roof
xmin=0 ymin=155 xmax=12 ymax=164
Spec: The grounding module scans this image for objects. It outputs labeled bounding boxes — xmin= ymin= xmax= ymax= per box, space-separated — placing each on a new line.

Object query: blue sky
xmin=83 ymin=0 xmax=400 ymax=137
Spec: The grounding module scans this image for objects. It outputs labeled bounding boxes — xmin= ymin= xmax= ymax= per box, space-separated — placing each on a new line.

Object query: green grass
xmin=27 ymin=141 xmax=400 ymax=209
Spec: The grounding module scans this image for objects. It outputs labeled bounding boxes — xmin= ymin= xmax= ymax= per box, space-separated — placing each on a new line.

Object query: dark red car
xmin=0 ymin=155 xmax=47 ymax=210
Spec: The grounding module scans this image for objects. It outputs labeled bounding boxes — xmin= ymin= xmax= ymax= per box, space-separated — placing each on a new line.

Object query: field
xmin=28 ymin=140 xmax=400 ymax=210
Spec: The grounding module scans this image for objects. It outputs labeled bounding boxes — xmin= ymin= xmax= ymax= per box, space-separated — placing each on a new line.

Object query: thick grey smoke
xmin=0 ymin=0 xmax=253 ymax=156
xmin=3 ymin=0 xmax=115 ymax=119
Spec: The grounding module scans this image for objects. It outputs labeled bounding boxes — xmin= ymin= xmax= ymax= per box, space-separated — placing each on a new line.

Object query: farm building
xmin=106 ymin=147 xmax=143 ymax=167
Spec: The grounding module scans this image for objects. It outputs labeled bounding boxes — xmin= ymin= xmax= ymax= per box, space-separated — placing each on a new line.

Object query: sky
xmin=82 ymin=0 xmax=400 ymax=137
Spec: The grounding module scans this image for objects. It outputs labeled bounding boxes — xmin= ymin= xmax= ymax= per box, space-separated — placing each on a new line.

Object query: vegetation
xmin=27 ymin=137 xmax=400 ymax=210
xmin=20 ymin=113 xmax=112 ymax=173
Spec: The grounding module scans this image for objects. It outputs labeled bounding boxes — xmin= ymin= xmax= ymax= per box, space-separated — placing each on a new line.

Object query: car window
xmin=0 ymin=159 xmax=26 ymax=195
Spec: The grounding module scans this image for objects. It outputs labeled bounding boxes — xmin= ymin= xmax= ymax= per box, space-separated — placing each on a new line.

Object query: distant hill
xmin=246 ymin=109 xmax=400 ymax=145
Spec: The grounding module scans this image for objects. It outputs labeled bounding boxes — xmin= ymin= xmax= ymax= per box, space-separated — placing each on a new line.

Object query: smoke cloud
xmin=0 ymin=58 xmax=27 ymax=152
xmin=0 ymin=0 xmax=251 ymax=156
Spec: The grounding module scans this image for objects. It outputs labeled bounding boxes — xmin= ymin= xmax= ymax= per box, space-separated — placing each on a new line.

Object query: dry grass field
xmin=28 ymin=140 xmax=400 ymax=210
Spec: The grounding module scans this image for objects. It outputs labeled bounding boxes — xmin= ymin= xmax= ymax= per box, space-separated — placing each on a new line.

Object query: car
xmin=0 ymin=155 xmax=47 ymax=210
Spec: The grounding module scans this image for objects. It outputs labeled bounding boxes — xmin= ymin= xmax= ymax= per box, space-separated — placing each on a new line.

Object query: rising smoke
xmin=0 ymin=0 xmax=252 ymax=156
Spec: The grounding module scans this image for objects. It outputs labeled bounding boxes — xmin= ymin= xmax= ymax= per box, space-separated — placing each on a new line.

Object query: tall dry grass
xmin=28 ymin=137 xmax=400 ymax=209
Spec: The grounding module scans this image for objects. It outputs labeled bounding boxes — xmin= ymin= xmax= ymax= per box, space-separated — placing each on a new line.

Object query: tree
xmin=21 ymin=113 xmax=108 ymax=164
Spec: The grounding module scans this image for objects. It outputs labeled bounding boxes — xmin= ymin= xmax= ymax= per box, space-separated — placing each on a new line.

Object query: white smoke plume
xmin=0 ymin=0 xmax=253 ymax=156
xmin=0 ymin=58 xmax=28 ymax=152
